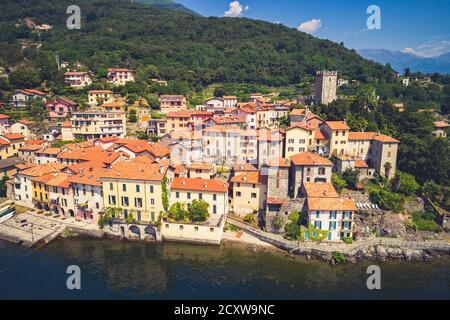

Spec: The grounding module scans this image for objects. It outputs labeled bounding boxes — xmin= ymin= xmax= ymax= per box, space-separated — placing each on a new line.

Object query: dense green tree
xmin=188 ymin=199 xmax=209 ymax=222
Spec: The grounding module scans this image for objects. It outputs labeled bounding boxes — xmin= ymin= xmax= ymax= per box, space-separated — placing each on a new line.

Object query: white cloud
xmin=297 ymin=19 xmax=322 ymax=34
xmin=224 ymin=1 xmax=249 ymax=17
xmin=401 ymin=40 xmax=450 ymax=58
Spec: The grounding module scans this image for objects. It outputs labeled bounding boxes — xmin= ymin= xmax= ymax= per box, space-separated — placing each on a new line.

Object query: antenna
xmin=55 ymin=51 xmax=60 ymax=71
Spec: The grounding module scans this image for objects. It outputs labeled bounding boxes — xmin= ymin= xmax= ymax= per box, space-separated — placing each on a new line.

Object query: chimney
xmin=159 ymin=165 xmax=164 ymax=174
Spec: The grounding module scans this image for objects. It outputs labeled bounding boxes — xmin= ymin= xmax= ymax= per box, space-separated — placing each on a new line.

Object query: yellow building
xmin=285 ymin=123 xmax=314 ymax=158
xmin=322 ymin=121 xmax=350 ymax=157
xmin=0 ymin=133 xmax=25 ymax=160
xmin=31 ymin=173 xmax=54 ymax=210
xmin=231 ymin=172 xmax=267 ymax=217
xmin=166 ymin=111 xmax=193 ymax=134
xmin=100 ymin=157 xmax=172 ymax=223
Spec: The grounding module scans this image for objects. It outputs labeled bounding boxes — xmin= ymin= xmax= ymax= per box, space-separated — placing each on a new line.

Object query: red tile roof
xmin=231 ymin=172 xmax=261 ymax=184
xmin=348 ymin=132 xmax=399 ymax=143
xmin=325 ymin=121 xmax=350 ymax=130
xmin=307 ymin=197 xmax=357 ymax=211
xmin=100 ymin=157 xmax=168 ymax=181
xmin=0 ymin=114 xmax=10 ymax=120
xmin=171 ymin=177 xmax=228 ymax=193
xmin=290 ymin=152 xmax=333 ymax=166
xmin=303 ymin=183 xmax=339 ymax=198
xmin=3 ymin=133 xmax=25 ymax=140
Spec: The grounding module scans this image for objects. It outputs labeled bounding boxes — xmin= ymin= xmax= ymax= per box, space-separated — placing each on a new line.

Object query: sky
xmin=176 ymin=0 xmax=450 ymax=57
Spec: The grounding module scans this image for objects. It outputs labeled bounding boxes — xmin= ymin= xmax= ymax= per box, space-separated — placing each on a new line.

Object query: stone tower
xmin=314 ymin=70 xmax=338 ymax=105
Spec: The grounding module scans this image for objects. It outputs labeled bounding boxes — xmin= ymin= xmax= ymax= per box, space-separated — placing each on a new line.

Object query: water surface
xmin=0 ymin=239 xmax=449 ymax=299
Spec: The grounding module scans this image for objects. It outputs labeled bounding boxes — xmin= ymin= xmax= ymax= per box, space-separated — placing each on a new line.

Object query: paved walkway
xmin=227 ymin=217 xmax=450 ymax=255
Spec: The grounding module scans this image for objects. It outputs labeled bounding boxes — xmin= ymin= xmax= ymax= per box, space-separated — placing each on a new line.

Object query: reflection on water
xmin=0 ymin=239 xmax=449 ymax=299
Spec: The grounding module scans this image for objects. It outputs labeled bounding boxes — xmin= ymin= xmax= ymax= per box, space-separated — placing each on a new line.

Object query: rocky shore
xmin=307 ymin=245 xmax=450 ymax=264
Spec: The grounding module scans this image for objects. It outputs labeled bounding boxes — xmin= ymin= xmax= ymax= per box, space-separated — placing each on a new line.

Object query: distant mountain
xmin=358 ymin=49 xmax=450 ymax=74
xmin=135 ymin=0 xmax=198 ymax=15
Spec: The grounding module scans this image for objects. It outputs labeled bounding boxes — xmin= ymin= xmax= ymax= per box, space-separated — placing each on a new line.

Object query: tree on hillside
xmin=28 ymin=98 xmax=48 ymax=122
xmin=9 ymin=67 xmax=42 ymax=88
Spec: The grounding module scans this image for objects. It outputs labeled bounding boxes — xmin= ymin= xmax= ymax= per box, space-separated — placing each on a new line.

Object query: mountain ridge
xmin=358 ymin=48 xmax=450 ymax=74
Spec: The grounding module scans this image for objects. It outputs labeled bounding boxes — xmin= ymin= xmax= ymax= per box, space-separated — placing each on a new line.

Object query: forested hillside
xmin=0 ymin=0 xmax=392 ymax=87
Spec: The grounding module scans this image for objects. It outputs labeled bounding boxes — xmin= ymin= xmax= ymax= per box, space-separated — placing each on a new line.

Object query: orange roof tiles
xmin=290 ymin=152 xmax=333 ymax=166
xmin=0 ymin=114 xmax=10 ymax=120
xmin=19 ymin=144 xmax=43 ymax=152
xmin=70 ymin=167 xmax=109 ymax=186
xmin=348 ymin=132 xmax=399 ymax=143
xmin=3 ymin=133 xmax=25 ymax=140
xmin=61 ymin=121 xmax=72 ymax=128
xmin=100 ymin=156 xmax=168 ymax=181
xmin=25 ymin=140 xmax=46 ymax=145
xmin=314 ymin=129 xmax=327 ymax=140
xmin=37 ymin=148 xmax=61 ymax=155
xmin=189 ymin=162 xmax=213 ymax=171
xmin=45 ymin=173 xmax=72 ymax=189
xmin=290 ymin=109 xmax=306 ymax=116
xmin=231 ymin=172 xmax=261 ymax=184
xmin=17 ymin=119 xmax=34 ymax=125
xmin=233 ymin=162 xmax=258 ymax=172
xmin=355 ymin=159 xmax=369 ymax=168
xmin=267 ymin=197 xmax=288 ymax=205
xmin=303 ymin=183 xmax=339 ymax=198
xmin=58 ymin=146 xmax=120 ymax=164
xmin=19 ymin=163 xmax=64 ymax=177
xmin=171 ymin=177 xmax=228 ymax=193
xmin=167 ymin=111 xmax=193 ymax=118
xmin=325 ymin=121 xmax=350 ymax=130
xmin=307 ymin=197 xmax=357 ymax=211
xmin=265 ymin=157 xmax=290 ymax=168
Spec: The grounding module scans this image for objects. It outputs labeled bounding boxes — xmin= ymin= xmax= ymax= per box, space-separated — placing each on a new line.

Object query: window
xmin=135 ymin=197 xmax=143 ymax=208
xmin=149 ymin=185 xmax=154 ymax=193
xmin=176 ymin=192 xmax=180 ymax=199
xmin=96 ymin=202 xmax=99 ymax=209
xmin=314 ymin=221 xmax=322 ymax=229
xmin=194 ymin=226 xmax=199 ymax=231
xmin=121 ymin=196 xmax=129 ymax=207
xmin=136 ymin=185 xmax=140 ymax=193
xmin=236 ymin=191 xmax=242 ymax=197
xmin=109 ymin=183 xmax=113 ymax=191
xmin=329 ymin=211 xmax=337 ymax=219
xmin=251 ymin=193 xmax=257 ymax=198
xmin=179 ymin=225 xmax=184 ymax=230
xmin=122 ymin=184 xmax=127 ymax=192
xmin=108 ymin=195 xmax=116 ymax=205
xmin=213 ymin=194 xmax=217 ymax=201
xmin=151 ymin=212 xmax=155 ymax=221
xmin=318 ymin=167 xmax=326 ymax=175
xmin=213 ymin=205 xmax=217 ymax=214
xmin=199 ymin=193 xmax=203 ymax=200
xmin=150 ymin=198 xmax=155 ymax=205
xmin=316 ymin=211 xmax=320 ymax=218
xmin=329 ymin=221 xmax=337 ymax=230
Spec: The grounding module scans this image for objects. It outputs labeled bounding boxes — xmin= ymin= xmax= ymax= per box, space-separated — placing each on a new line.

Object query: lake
xmin=0 ymin=239 xmax=449 ymax=299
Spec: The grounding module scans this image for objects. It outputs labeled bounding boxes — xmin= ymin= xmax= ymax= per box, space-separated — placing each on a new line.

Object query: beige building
xmin=159 ymin=95 xmax=187 ymax=113
xmin=100 ymin=157 xmax=172 ymax=224
xmin=10 ymin=120 xmax=35 ymax=140
xmin=166 ymin=111 xmax=193 ymax=134
xmin=285 ymin=123 xmax=314 ymax=158
xmin=321 ymin=121 xmax=350 ymax=157
xmin=64 ymin=72 xmax=93 ymax=88
xmin=347 ymin=132 xmax=399 ymax=178
xmin=231 ymin=172 xmax=267 ymax=216
xmin=88 ymin=90 xmax=115 ymax=106
xmin=64 ymin=111 xmax=127 ymax=141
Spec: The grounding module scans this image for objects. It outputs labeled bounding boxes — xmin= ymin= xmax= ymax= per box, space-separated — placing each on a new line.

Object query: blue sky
xmin=177 ymin=0 xmax=450 ymax=57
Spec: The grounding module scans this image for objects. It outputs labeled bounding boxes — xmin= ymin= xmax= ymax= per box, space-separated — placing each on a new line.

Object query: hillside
xmin=358 ymin=49 xmax=450 ymax=74
xmin=135 ymin=0 xmax=198 ymax=15
xmin=0 ymin=0 xmax=391 ymax=87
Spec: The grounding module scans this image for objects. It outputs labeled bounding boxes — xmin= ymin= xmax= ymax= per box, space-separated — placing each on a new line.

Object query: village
xmin=0 ymin=66 xmax=449 ymax=262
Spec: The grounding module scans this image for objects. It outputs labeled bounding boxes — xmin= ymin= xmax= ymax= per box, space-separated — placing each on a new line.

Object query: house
xmin=147 ymin=118 xmax=168 ymax=137
xmin=46 ymin=173 xmax=76 ymax=218
xmin=188 ymin=162 xmax=216 ymax=179
xmin=285 ymin=123 xmax=315 ymax=158
xmin=64 ymin=71 xmax=93 ymax=88
xmin=223 ymin=96 xmax=238 ymax=108
xmin=100 ymin=157 xmax=172 ymax=224
xmin=0 ymin=157 xmax=25 ymax=178
xmin=99 ymin=101 xmax=126 ymax=112
xmin=432 ymin=121 xmax=449 ymax=138
xmin=170 ymin=177 xmax=229 ymax=218
xmin=305 ymin=187 xmax=356 ymax=241
xmin=289 ymin=152 xmax=333 ymax=198
xmin=159 ymin=95 xmax=187 ymax=113
xmin=13 ymin=162 xmax=64 ymax=206
xmin=0 ymin=114 xmax=10 ymax=135
xmin=204 ymin=97 xmax=225 ymax=111
xmin=166 ymin=111 xmax=193 ymax=134
xmin=18 ymin=144 xmax=43 ymax=163
xmin=10 ymin=120 xmax=35 ymax=140
xmin=88 ymin=90 xmax=115 ymax=106
xmin=57 ymin=146 xmax=121 ymax=166
xmin=34 ymin=148 xmax=61 ymax=164
xmin=107 ymin=68 xmax=135 ymax=86
xmin=231 ymin=171 xmax=267 ymax=216
xmin=45 ymin=98 xmax=78 ymax=120
xmin=0 ymin=133 xmax=25 ymax=160
xmin=321 ymin=121 xmax=350 ymax=157
xmin=347 ymin=132 xmax=399 ymax=179
xmin=70 ymin=163 xmax=109 ymax=224
xmin=10 ymin=89 xmax=47 ymax=108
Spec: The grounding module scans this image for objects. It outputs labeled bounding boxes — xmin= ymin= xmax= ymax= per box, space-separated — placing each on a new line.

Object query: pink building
xmin=45 ymin=98 xmax=78 ymax=120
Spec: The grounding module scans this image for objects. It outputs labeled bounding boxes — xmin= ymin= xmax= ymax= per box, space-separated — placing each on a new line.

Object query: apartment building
xmin=64 ymin=111 xmax=127 ymax=141
xmin=321 ymin=121 xmax=350 ymax=157
xmin=166 ymin=111 xmax=193 ymax=134
xmin=285 ymin=123 xmax=315 ymax=158
xmin=10 ymin=89 xmax=47 ymax=108
xmin=45 ymin=98 xmax=78 ymax=120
